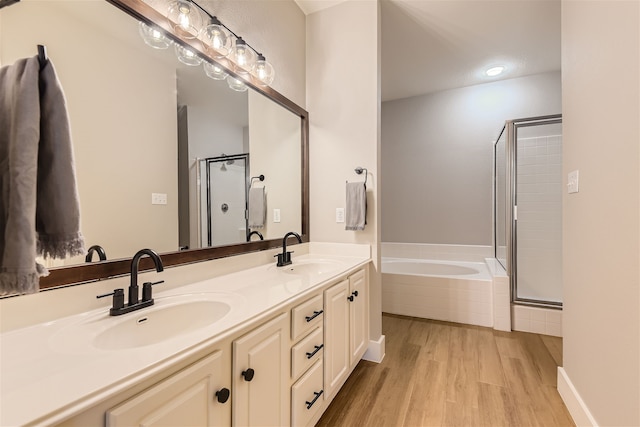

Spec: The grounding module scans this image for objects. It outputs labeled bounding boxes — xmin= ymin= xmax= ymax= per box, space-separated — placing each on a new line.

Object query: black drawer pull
xmin=305 ymin=310 xmax=323 ymax=322
xmin=352 ymin=290 xmax=358 ymax=297
xmin=306 ymin=344 xmax=324 ymax=359
xmin=305 ymin=390 xmax=324 ymax=410
xmin=347 ymin=295 xmax=354 ymax=302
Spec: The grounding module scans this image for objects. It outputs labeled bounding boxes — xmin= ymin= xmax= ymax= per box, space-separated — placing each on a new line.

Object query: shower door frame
xmin=494 ymin=114 xmax=563 ymax=309
xmin=199 ymin=153 xmax=250 ymax=248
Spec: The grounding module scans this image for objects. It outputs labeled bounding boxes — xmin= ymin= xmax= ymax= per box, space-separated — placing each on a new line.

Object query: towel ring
xmin=250 ymin=175 xmax=265 ymax=187
xmin=353 ymin=167 xmax=368 ymax=186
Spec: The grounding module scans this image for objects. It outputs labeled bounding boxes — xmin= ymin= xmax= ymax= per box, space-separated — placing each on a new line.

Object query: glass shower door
xmin=514 ymin=121 xmax=563 ymax=305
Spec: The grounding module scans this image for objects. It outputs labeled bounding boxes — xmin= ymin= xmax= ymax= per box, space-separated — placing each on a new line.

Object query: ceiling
xmin=296 ymin=0 xmax=561 ymax=102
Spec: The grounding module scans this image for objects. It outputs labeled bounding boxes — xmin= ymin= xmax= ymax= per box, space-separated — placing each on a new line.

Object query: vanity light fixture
xmin=139 ymin=0 xmax=276 ymax=88
xmin=485 ymin=66 xmax=505 ymax=77
xmin=138 ymin=22 xmax=171 ymax=49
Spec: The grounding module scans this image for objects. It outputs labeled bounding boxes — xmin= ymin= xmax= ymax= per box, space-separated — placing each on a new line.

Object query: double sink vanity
xmin=0 ymin=243 xmax=371 ymax=426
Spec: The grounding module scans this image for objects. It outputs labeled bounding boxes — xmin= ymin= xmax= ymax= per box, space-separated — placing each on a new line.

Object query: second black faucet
xmin=275 ymin=232 xmax=302 ymax=267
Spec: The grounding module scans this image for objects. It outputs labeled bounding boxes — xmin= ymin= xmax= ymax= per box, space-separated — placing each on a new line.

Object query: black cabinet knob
xmin=241 ymin=368 xmax=255 ymax=382
xmin=352 ymin=290 xmax=359 ymax=297
xmin=215 ymin=388 xmax=230 ymax=403
xmin=347 ymin=295 xmax=354 ymax=302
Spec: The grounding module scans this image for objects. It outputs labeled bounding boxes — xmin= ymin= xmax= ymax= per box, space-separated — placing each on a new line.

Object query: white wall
xmin=561 ymin=1 xmax=639 ymax=425
xmin=381 ymin=72 xmax=561 ymax=245
xmin=306 ymin=1 xmax=383 ymax=348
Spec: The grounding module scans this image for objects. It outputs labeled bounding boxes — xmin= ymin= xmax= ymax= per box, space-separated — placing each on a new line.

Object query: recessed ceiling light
xmin=485 ymin=66 xmax=505 ymax=77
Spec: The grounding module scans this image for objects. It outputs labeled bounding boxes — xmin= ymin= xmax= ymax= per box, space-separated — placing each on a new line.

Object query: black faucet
xmin=85 ymin=244 xmax=107 ymax=262
xmin=97 ymin=248 xmax=164 ymax=316
xmin=247 ymin=230 xmax=264 ymax=242
xmin=275 ymin=231 xmax=302 ymax=267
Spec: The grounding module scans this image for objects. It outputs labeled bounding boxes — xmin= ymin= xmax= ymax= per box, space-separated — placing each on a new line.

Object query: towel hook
xmin=354 ymin=167 xmax=368 ymax=186
xmin=37 ymin=44 xmax=48 ymax=69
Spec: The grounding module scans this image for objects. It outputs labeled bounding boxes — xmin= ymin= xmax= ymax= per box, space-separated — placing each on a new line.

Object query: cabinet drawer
xmin=291 ymin=360 xmax=324 ymax=427
xmin=291 ymin=327 xmax=323 ymax=379
xmin=291 ymin=294 xmax=323 ymax=340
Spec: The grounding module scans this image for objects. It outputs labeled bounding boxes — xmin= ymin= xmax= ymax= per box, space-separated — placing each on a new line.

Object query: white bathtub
xmin=382 ymin=257 xmax=494 ymax=328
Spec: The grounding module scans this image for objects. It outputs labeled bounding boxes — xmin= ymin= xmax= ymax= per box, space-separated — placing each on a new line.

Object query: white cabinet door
xmin=106 ymin=351 xmax=230 ymax=427
xmin=323 ymin=279 xmax=349 ymax=399
xmin=349 ymin=269 xmax=368 ymax=366
xmin=233 ymin=312 xmax=289 ymax=427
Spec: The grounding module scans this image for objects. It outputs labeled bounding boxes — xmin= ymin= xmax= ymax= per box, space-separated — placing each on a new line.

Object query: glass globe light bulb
xmin=175 ymin=44 xmax=202 ymax=66
xmin=203 ymin=61 xmax=228 ymax=80
xmin=138 ymin=22 xmax=171 ymax=49
xmin=231 ymin=38 xmax=255 ymax=75
xmin=203 ymin=20 xmax=231 ymax=59
xmin=252 ymin=54 xmax=275 ymax=86
xmin=227 ymin=75 xmax=248 ymax=92
xmin=167 ymin=0 xmax=203 ymax=40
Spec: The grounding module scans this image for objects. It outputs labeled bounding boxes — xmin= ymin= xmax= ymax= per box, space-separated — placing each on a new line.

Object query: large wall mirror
xmin=0 ymin=0 xmax=309 ymax=290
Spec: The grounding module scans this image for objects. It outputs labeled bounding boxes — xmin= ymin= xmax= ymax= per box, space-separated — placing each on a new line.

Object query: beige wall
xmin=1 ymin=1 xmax=179 ymax=264
xmin=249 ymin=91 xmax=302 ymax=239
xmin=382 ymin=72 xmax=561 ymax=245
xmin=306 ymin=1 xmax=383 ymax=344
xmin=561 ymin=1 xmax=639 ymax=425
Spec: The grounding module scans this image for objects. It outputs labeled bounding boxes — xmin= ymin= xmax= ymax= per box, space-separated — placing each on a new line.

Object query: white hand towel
xmin=345 ymin=182 xmax=366 ymax=231
xmin=248 ymin=187 xmax=266 ymax=229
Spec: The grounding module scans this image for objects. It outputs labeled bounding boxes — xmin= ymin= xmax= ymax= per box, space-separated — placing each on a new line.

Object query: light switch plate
xmin=336 ymin=208 xmax=345 ymax=223
xmin=273 ymin=209 xmax=281 ymax=223
xmin=151 ymin=193 xmax=167 ymax=205
xmin=567 ymin=170 xmax=579 ymax=193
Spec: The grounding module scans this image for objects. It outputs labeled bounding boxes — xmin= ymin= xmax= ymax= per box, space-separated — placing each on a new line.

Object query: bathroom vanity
xmin=0 ymin=244 xmax=371 ymax=426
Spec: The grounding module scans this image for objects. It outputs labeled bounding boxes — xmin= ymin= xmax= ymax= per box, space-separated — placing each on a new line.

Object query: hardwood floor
xmin=316 ymin=314 xmax=574 ymax=427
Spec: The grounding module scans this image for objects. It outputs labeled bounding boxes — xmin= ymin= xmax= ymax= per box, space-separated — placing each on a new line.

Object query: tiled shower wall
xmin=516 ymin=134 xmax=563 ymax=303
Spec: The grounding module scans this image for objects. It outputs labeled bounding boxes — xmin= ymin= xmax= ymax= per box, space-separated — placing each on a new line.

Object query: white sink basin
xmin=276 ymin=259 xmax=342 ymax=276
xmin=94 ymin=299 xmax=231 ymax=350
xmin=51 ymin=293 xmax=236 ymax=353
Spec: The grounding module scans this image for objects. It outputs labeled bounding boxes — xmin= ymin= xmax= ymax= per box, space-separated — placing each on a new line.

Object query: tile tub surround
xmin=512 ymin=304 xmax=563 ymax=337
xmin=381 ymin=243 xmax=511 ymax=331
xmin=0 ymin=243 xmax=370 ymax=426
xmin=382 ymin=242 xmax=493 ymax=262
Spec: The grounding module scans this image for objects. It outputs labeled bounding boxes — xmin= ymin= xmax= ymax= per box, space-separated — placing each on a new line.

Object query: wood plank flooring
xmin=316 ymin=314 xmax=574 ymax=427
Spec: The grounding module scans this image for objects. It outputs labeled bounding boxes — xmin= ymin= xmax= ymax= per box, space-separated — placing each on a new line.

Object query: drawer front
xmin=291 ymin=360 xmax=324 ymax=427
xmin=291 ymin=294 xmax=323 ymax=341
xmin=291 ymin=327 xmax=323 ymax=380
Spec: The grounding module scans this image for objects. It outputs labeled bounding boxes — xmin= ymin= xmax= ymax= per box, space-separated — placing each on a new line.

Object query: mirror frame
xmin=38 ymin=0 xmax=309 ymax=290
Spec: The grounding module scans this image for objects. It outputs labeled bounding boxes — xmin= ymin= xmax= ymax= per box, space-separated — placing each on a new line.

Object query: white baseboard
xmin=557 ymin=367 xmax=599 ymax=427
xmin=362 ymin=335 xmax=385 ymax=363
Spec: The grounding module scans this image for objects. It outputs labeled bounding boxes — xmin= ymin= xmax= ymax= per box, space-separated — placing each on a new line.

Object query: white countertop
xmin=0 ymin=248 xmax=370 ymax=426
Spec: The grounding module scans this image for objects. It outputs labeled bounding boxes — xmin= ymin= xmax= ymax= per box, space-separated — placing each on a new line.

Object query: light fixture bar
xmin=188 ymin=0 xmax=266 ymax=59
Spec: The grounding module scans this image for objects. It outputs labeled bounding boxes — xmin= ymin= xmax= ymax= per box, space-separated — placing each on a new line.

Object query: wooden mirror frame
xmin=39 ymin=0 xmax=309 ymax=290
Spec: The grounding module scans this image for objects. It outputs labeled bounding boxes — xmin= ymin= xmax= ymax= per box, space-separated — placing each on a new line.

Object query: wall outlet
xmin=151 ymin=193 xmax=167 ymax=205
xmin=567 ymin=170 xmax=579 ymax=193
xmin=336 ymin=207 xmax=345 ymax=223
xmin=273 ymin=209 xmax=281 ymax=223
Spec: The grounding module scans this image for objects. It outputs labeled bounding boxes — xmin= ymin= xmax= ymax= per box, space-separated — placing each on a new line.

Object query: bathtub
xmin=382 ymin=257 xmax=495 ymax=328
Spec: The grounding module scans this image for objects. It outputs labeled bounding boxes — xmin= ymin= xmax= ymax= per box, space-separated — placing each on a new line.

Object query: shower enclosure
xmin=198 ymin=154 xmax=249 ymax=248
xmin=494 ymin=115 xmax=563 ymax=308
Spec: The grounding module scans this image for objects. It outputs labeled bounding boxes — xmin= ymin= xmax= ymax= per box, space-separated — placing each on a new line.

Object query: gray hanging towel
xmin=248 ymin=186 xmax=266 ymax=229
xmin=0 ymin=56 xmax=84 ymax=295
xmin=345 ymin=182 xmax=366 ymax=231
